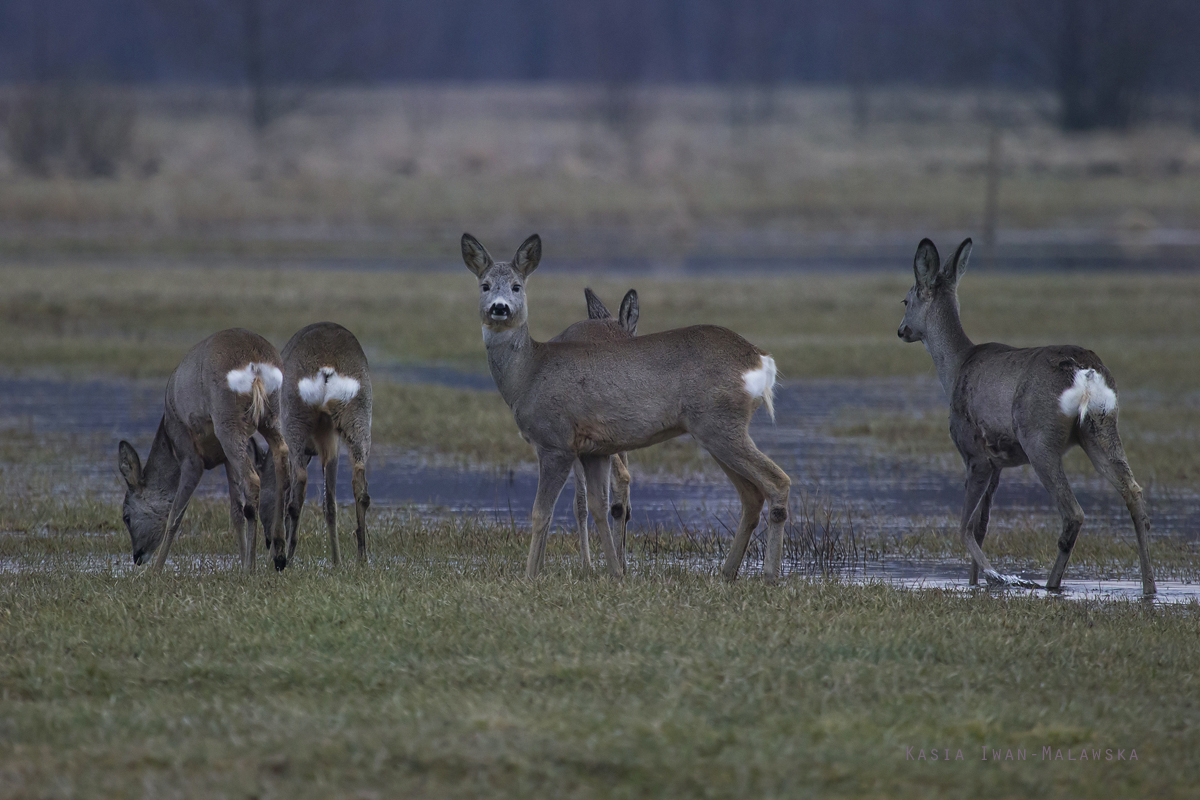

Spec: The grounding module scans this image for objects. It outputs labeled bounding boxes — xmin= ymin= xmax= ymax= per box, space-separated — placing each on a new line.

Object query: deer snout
xmin=132 ymin=549 xmax=146 ymax=566
xmin=488 ymin=302 xmax=512 ymax=320
xmin=898 ymin=325 xmax=916 ymax=342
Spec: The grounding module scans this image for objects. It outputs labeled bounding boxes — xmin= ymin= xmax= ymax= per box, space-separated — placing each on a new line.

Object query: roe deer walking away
xmin=898 ymin=238 xmax=1156 ymax=595
xmin=117 ymin=328 xmax=293 ymax=572
xmin=550 ymin=287 xmax=639 ymax=570
xmin=462 ymin=233 xmax=790 ymax=581
xmin=258 ymin=322 xmax=372 ymax=566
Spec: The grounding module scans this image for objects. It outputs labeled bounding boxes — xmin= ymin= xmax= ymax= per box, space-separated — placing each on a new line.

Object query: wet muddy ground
xmin=3 ymin=368 xmax=1198 ymax=600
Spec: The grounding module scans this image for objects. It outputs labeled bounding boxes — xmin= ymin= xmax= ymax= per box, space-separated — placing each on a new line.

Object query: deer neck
xmin=483 ymin=322 xmax=538 ymax=406
xmin=144 ymin=417 xmax=183 ymax=502
xmin=924 ymin=297 xmax=975 ymax=397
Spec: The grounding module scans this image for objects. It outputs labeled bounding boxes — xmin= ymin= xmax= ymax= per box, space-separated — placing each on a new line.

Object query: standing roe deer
xmin=258 ymin=322 xmax=372 ymax=566
xmin=897 ymin=238 xmax=1156 ymax=595
xmin=551 ymin=287 xmax=639 ymax=570
xmin=117 ymin=328 xmax=293 ymax=572
xmin=462 ymin=233 xmax=791 ymax=581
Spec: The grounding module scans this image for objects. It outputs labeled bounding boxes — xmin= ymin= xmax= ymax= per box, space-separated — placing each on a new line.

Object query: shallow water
xmin=3 ymin=369 xmax=1199 ymax=537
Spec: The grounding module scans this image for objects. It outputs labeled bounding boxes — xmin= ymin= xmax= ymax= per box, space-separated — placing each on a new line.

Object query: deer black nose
xmin=489 ymin=303 xmax=511 ymax=318
xmin=133 ymin=550 xmax=145 ymax=566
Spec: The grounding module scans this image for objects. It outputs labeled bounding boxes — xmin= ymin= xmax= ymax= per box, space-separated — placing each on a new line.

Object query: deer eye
xmin=481 ymin=283 xmax=490 ymax=291
xmin=902 ymin=298 xmax=908 ymax=306
xmin=512 ymin=284 xmax=521 ymax=293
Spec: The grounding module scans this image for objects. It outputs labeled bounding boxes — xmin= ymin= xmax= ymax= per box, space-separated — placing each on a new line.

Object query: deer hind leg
xmin=610 ymin=452 xmax=632 ymax=566
xmin=346 ymin=433 xmax=371 ymax=564
xmin=527 ymin=449 xmax=576 ymax=580
xmin=152 ymin=453 xmax=206 ymax=573
xmin=284 ymin=452 xmax=310 ymax=562
xmin=571 ymin=460 xmax=591 ymax=569
xmin=322 ymin=448 xmax=341 ymax=567
xmin=712 ymin=458 xmax=765 ymax=582
xmin=221 ymin=441 xmax=263 ymax=573
xmin=226 ymin=465 xmax=248 ymax=567
xmin=259 ymin=427 xmax=291 ymax=571
xmin=1028 ymin=451 xmax=1085 ymax=591
xmin=966 ymin=465 xmax=1002 ymax=586
xmin=1079 ymin=417 xmax=1156 ymax=595
xmin=698 ymin=433 xmax=790 ymax=583
xmin=581 ymin=454 xmax=624 ymax=577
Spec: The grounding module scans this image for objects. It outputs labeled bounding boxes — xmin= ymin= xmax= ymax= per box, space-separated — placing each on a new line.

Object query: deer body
xmin=899 ymin=238 xmax=1156 ymax=595
xmin=464 ymin=233 xmax=790 ymax=581
xmin=117 ymin=328 xmax=292 ymax=572
xmin=550 ymin=288 xmax=639 ymax=570
xmin=263 ymin=322 xmax=373 ymax=566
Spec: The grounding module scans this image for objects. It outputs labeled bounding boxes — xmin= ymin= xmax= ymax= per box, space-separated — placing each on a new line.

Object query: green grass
xmin=2 ymin=512 xmax=1200 ymax=799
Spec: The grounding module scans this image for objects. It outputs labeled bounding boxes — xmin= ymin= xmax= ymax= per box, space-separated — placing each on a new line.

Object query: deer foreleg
xmin=152 ymin=454 xmax=205 ymax=572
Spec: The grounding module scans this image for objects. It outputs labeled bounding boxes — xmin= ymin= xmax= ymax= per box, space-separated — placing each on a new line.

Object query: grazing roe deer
xmin=550 ymin=288 xmax=639 ymax=570
xmin=462 ymin=233 xmax=790 ymax=581
xmin=117 ymin=328 xmax=293 ymax=572
xmin=258 ymin=322 xmax=372 ymax=566
xmin=898 ymin=238 xmax=1156 ymax=595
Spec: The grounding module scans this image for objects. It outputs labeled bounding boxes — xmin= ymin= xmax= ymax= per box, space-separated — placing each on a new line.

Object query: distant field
xmin=1 ymin=85 xmax=1199 ymax=258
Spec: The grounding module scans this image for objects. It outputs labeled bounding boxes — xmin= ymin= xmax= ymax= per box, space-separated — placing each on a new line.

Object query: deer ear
xmin=513 ymin=233 xmax=542 ymax=277
xmin=118 ymin=441 xmax=143 ymax=489
xmin=913 ymin=238 xmax=940 ymax=288
xmin=584 ymin=288 xmax=611 ymax=319
xmin=461 ymin=233 xmax=493 ymax=277
xmin=618 ymin=289 xmax=639 ymax=335
xmin=944 ymin=238 xmax=972 ymax=284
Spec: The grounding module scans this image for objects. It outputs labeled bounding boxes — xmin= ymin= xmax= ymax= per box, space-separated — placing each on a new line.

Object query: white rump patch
xmin=1059 ymin=368 xmax=1117 ymax=424
xmin=297 ymin=366 xmax=361 ymax=408
xmin=226 ymin=363 xmax=283 ymax=394
xmin=742 ymin=354 xmax=777 ymax=422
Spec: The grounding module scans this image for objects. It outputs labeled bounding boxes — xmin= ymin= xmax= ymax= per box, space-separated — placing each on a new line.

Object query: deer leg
xmin=285 ymin=453 xmax=311 ymax=562
xmin=527 ymin=449 xmax=576 ymax=580
xmin=323 ymin=449 xmax=341 ymax=567
xmin=581 ymin=454 xmax=624 ymax=578
xmin=1080 ymin=420 xmax=1156 ymax=596
xmin=610 ymin=452 xmax=632 ymax=566
xmin=346 ymin=433 xmax=371 ymax=563
xmin=698 ymin=434 xmax=790 ymax=583
xmin=226 ymin=466 xmax=247 ymax=567
xmin=1028 ymin=452 xmax=1085 ymax=591
xmin=967 ymin=466 xmax=1002 ymax=586
xmin=713 ymin=458 xmax=765 ymax=582
xmin=572 ymin=460 xmax=591 ymax=569
xmin=958 ymin=461 xmax=1011 ymax=586
xmin=260 ymin=427 xmax=291 ymax=571
xmin=152 ymin=454 xmax=206 ymax=572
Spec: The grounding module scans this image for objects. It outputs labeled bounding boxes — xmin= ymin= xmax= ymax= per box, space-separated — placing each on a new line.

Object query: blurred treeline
xmin=0 ymin=0 xmax=1197 ymax=133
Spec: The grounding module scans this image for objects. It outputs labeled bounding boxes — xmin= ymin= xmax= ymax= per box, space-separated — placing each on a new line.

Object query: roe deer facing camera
xmin=898 ymin=238 xmax=1155 ymax=595
xmin=117 ymin=328 xmax=293 ymax=572
xmin=463 ymin=233 xmax=790 ymax=582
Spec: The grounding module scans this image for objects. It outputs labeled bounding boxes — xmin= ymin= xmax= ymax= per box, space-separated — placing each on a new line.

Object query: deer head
xmin=898 ymin=237 xmax=971 ymax=344
xmin=462 ymin=233 xmax=542 ymax=335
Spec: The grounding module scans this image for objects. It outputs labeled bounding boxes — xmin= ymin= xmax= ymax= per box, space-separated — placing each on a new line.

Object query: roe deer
xmin=462 ymin=233 xmax=790 ymax=581
xmin=898 ymin=238 xmax=1156 ymax=595
xmin=117 ymin=328 xmax=293 ymax=572
xmin=550 ymin=287 xmax=639 ymax=569
xmin=259 ymin=322 xmax=372 ymax=566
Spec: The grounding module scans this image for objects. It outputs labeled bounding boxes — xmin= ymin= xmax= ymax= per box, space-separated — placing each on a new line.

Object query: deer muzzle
xmin=489 ymin=302 xmax=512 ymax=320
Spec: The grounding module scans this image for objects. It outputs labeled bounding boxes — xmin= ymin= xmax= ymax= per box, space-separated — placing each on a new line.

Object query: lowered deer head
xmin=117 ymin=328 xmax=292 ymax=572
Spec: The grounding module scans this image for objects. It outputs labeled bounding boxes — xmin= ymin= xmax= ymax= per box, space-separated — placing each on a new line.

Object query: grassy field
xmin=2 ymin=260 xmax=1199 ymax=479
xmin=2 ymin=514 xmax=1199 ymax=799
